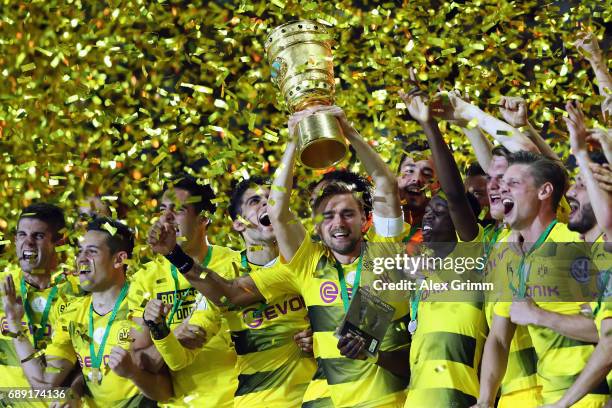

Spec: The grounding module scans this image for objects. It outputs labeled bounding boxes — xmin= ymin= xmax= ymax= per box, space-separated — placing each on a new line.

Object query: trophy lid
xmin=264 ymin=20 xmax=331 ymax=62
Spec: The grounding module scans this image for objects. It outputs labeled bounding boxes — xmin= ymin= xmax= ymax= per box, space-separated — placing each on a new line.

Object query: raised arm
xmin=400 ymin=90 xmax=479 ymax=241
xmin=1 ymin=275 xmax=73 ymax=388
xmin=147 ymin=221 xmax=265 ymax=307
xmin=574 ymin=32 xmax=612 ymax=98
xmin=266 ymin=115 xmax=307 ymax=261
xmin=564 ymin=101 xmax=612 ymax=237
xmin=449 ymin=93 xmax=539 ymax=153
xmin=498 ymin=96 xmax=560 ymax=161
xmin=462 ymin=126 xmax=493 ymax=170
xmin=319 ymin=106 xmax=402 ymax=218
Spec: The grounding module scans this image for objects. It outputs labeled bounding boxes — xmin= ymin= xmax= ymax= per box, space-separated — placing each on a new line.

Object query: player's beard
xmin=568 ymin=203 xmax=596 ymax=234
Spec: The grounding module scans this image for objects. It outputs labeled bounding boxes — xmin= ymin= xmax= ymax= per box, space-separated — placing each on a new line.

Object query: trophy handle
xmin=296 ymin=112 xmax=348 ymax=169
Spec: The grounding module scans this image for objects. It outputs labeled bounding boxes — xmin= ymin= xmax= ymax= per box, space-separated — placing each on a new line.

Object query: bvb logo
xmin=570 ymin=257 xmax=591 ymax=283
xmin=320 ymin=281 xmax=339 ymax=304
xmin=117 ymin=328 xmax=131 ymax=345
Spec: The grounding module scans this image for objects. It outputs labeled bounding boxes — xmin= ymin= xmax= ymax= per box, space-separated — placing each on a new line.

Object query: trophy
xmin=265 ymin=20 xmax=348 ymax=169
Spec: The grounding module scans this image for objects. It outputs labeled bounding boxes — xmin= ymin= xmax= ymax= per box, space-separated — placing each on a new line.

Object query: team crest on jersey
xmin=570 ymin=257 xmax=591 ymax=283
xmin=117 ymin=327 xmax=131 ymax=345
xmin=320 ymin=281 xmax=339 ymax=303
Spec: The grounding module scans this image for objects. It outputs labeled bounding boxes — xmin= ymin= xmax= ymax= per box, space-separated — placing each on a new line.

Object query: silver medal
xmin=88 ymin=368 xmax=102 ymax=384
xmin=408 ymin=319 xmax=417 ymax=334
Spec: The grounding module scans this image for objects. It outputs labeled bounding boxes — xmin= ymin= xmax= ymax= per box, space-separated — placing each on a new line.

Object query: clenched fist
xmin=108 ymin=346 xmax=138 ymax=378
xmin=147 ymin=221 xmax=177 ymax=256
xmin=499 ymin=96 xmax=528 ymax=128
xmin=144 ymin=299 xmax=172 ymax=325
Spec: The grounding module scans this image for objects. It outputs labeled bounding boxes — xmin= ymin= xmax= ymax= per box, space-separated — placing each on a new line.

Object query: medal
xmin=409 ymin=289 xmax=422 ymax=336
xmin=88 ymin=368 xmax=102 ymax=384
xmin=408 ymin=319 xmax=418 ymax=334
xmin=89 ymin=282 xmax=129 ymax=386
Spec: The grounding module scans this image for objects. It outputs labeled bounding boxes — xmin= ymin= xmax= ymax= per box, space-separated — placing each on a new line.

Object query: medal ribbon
xmin=166 ymin=246 xmax=212 ymax=326
xmin=20 ymin=277 xmax=58 ymax=349
xmin=88 ymin=282 xmax=130 ymax=373
xmin=477 ymin=224 xmax=503 ymax=274
xmin=409 ymin=287 xmax=422 ymax=331
xmin=402 ymin=225 xmax=419 ymax=243
xmin=509 ymin=219 xmax=557 ymax=298
xmin=334 ymin=246 xmax=364 ymax=313
xmin=240 ymin=250 xmax=269 ymax=313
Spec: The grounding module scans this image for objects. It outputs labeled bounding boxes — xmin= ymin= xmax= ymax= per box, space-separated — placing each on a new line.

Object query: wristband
xmin=3 ymin=327 xmax=25 ymax=339
xmin=144 ymin=319 xmax=170 ymax=340
xmin=164 ymin=244 xmax=194 ymax=274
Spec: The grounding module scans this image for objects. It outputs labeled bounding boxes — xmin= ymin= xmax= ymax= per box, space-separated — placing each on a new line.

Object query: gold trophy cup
xmin=265 ymin=20 xmax=348 ymax=169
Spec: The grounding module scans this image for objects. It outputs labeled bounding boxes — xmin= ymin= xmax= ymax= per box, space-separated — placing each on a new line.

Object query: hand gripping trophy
xmin=265 ymin=20 xmax=348 ymax=169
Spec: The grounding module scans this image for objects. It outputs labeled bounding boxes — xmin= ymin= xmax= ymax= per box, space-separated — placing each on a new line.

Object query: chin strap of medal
xmin=408 ymin=288 xmax=422 ymax=335
xmin=88 ymin=281 xmax=130 ymax=384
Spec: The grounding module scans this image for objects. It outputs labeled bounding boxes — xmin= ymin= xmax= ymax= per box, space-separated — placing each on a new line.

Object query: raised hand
xmin=563 ymin=101 xmax=589 ymax=155
xmin=499 ymin=96 xmax=529 ymax=128
xmin=590 ymin=163 xmax=612 ymax=193
xmin=430 ymin=90 xmax=469 ymax=125
xmin=1 ymin=275 xmax=25 ymax=333
xmin=147 ymin=221 xmax=177 ymax=256
xmin=586 ymin=128 xmax=612 ymax=164
xmin=574 ymin=32 xmax=602 ymax=61
xmin=398 ymin=88 xmax=431 ymax=124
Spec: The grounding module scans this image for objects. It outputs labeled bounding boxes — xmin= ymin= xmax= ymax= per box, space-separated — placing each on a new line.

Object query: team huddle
xmin=1 ymin=33 xmax=611 ymax=408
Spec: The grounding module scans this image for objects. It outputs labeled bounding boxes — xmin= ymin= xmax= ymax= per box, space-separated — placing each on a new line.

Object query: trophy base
xmin=297 ymin=113 xmax=347 ymax=169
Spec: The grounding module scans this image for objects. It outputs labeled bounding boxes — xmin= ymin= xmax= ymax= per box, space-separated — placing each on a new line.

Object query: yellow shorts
xmin=498 ymin=386 xmax=542 ymax=408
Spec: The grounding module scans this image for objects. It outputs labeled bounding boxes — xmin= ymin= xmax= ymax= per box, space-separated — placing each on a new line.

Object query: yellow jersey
xmin=251 ymin=232 xmax=411 ymax=408
xmin=155 ymin=254 xmax=318 ymax=407
xmin=128 ymin=245 xmax=240 ymax=407
xmin=404 ymin=225 xmax=487 ymax=407
xmin=494 ymin=222 xmax=609 ymax=406
xmin=46 ymin=288 xmax=146 ymax=408
xmin=0 ymin=266 xmax=82 ymax=408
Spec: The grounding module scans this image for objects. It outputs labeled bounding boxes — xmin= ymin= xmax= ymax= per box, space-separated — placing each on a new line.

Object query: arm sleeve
xmin=372 ymin=212 xmax=405 ymax=238
xmin=126 ymin=267 xmax=151 ymax=319
xmin=251 ymin=236 xmax=320 ymax=303
xmin=45 ymin=317 xmax=77 ymax=364
xmin=152 ymin=332 xmax=200 ymax=371
xmin=153 ymin=306 xmax=221 ymax=371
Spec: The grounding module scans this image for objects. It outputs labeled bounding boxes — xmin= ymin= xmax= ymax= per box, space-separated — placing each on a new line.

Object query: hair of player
xmin=86 ymin=217 xmax=135 ymax=259
xmin=228 ymin=176 xmax=271 ymax=220
xmin=508 ymin=150 xmax=568 ymax=210
xmin=312 ymin=181 xmax=368 ymax=216
xmin=465 ymin=162 xmax=486 ymax=178
xmin=19 ymin=203 xmax=66 ymax=241
xmin=308 ymin=170 xmax=373 ymax=217
xmin=164 ymin=174 xmax=216 ymax=216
